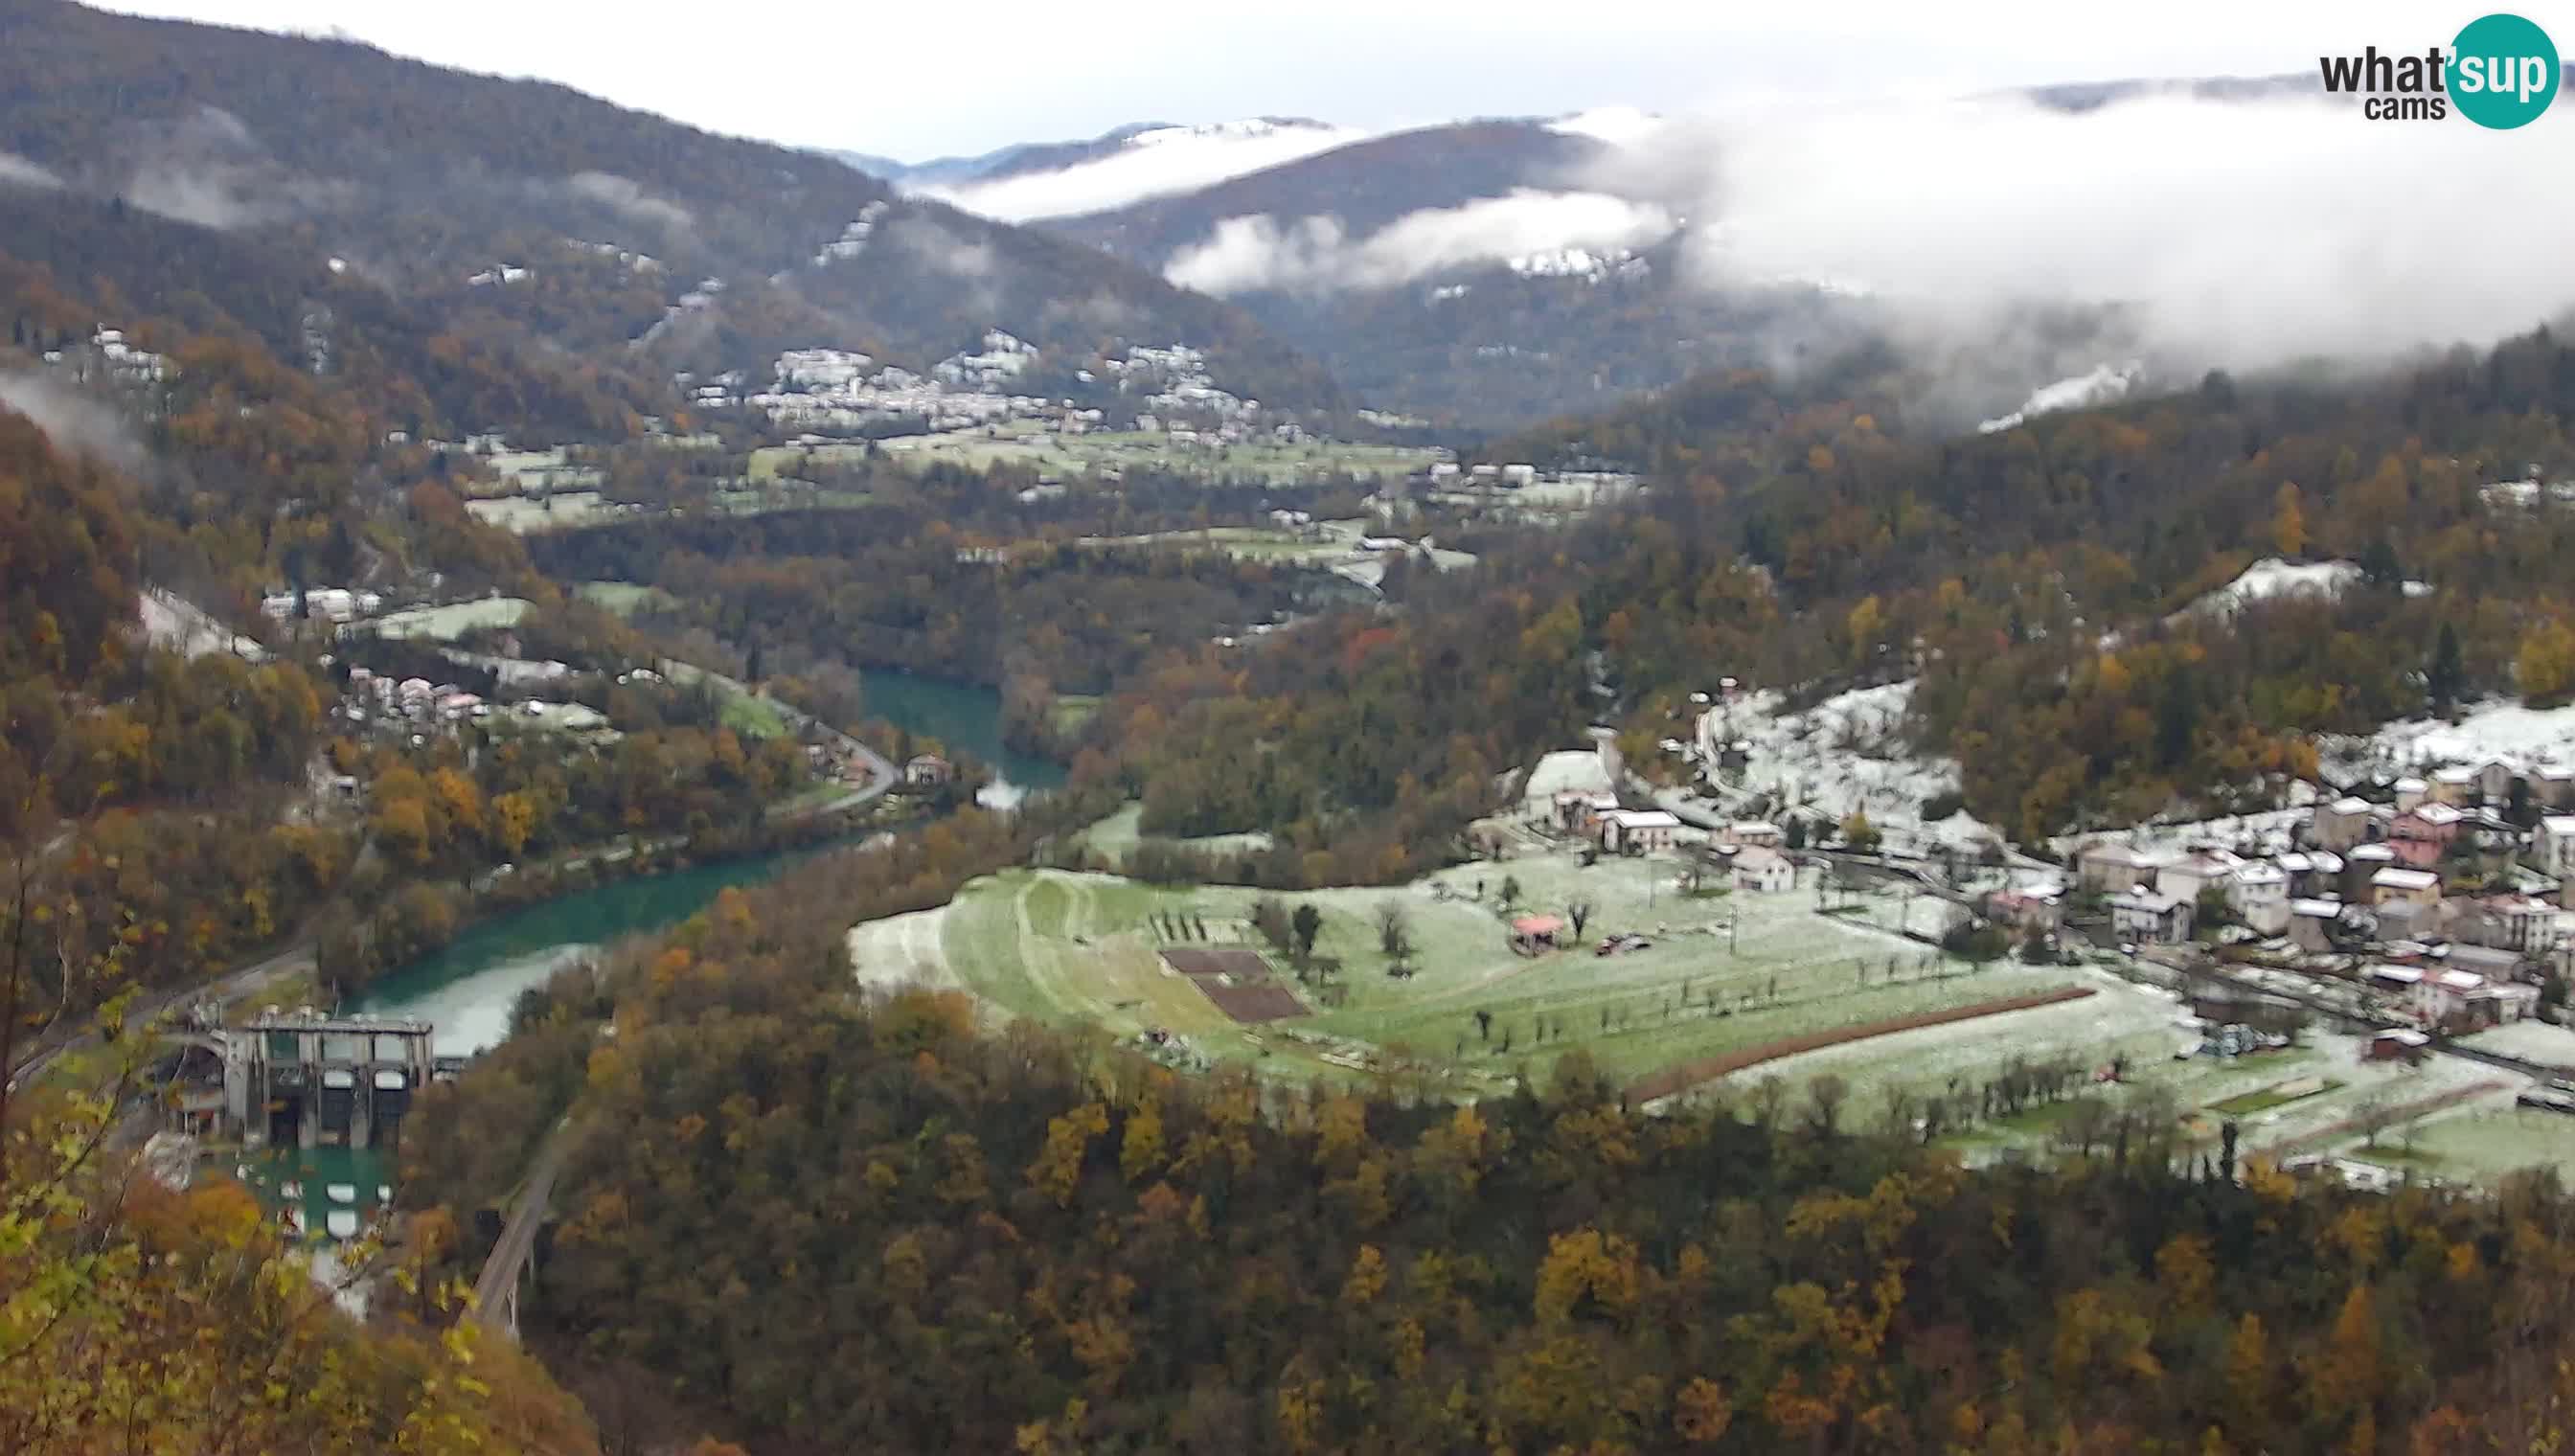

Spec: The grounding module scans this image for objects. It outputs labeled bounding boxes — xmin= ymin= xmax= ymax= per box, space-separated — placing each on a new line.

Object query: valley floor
xmin=840 ymin=811 xmax=2575 ymax=1189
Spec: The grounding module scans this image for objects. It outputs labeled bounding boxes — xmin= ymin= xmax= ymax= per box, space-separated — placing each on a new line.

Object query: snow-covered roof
xmin=2395 ymin=776 xmax=2428 ymax=792
xmin=2326 ymin=796 xmax=2373 ymax=815
xmin=1605 ymin=809 xmax=1680 ymax=830
xmin=2409 ymin=803 xmax=2465 ymax=827
xmin=2351 ymin=843 xmax=2397 ymax=862
xmin=1524 ymin=749 xmax=1613 ymax=804
xmin=2433 ymin=765 xmax=2478 ymax=785
xmin=2372 ymin=867 xmax=2441 ymax=891
xmin=2543 ymin=815 xmax=2575 ymax=835
xmin=2235 ymin=861 xmax=2288 ymax=885
xmin=2290 ymin=898 xmax=2344 ymax=918
xmin=2376 ymin=1028 xmax=2430 ymax=1046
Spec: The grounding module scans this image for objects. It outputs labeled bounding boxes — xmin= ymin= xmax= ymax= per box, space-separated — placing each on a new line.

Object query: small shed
xmin=1510 ymin=914 xmax=1567 ymax=954
xmin=2368 ymin=1028 xmax=2431 ymax=1062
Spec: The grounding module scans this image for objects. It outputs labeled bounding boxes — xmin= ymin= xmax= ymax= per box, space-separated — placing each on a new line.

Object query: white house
xmin=2371 ymin=865 xmax=2443 ymax=910
xmin=2228 ymin=861 xmax=2291 ymax=936
xmin=2288 ymin=897 xmax=2347 ymax=953
xmin=2310 ymin=797 xmax=2375 ymax=852
xmin=2109 ymin=888 xmax=2193 ymax=944
xmin=2538 ymin=815 xmax=2575 ymax=880
xmin=1731 ymin=846 xmax=1796 ymax=893
xmin=2454 ymin=894 xmax=2558 ymax=953
xmin=2416 ymin=967 xmax=2540 ymax=1029
xmin=1599 ymin=809 xmax=1679 ymax=855
xmin=2537 ymin=764 xmax=2575 ymax=808
xmin=2155 ymin=850 xmax=2241 ymax=907
xmin=2078 ymin=842 xmax=2170 ymax=895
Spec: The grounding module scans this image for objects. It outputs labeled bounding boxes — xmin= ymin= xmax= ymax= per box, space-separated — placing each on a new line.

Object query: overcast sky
xmin=98 ymin=0 xmax=2486 ymax=160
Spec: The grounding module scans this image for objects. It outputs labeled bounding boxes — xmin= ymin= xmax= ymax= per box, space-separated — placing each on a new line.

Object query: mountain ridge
xmin=0 ymin=0 xmax=1342 ymax=417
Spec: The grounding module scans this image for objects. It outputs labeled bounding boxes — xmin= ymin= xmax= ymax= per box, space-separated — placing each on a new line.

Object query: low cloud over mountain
xmin=921 ymin=120 xmax=1366 ymax=220
xmin=1636 ymin=88 xmax=2575 ymax=374
xmin=1164 ymin=188 xmax=1676 ymax=295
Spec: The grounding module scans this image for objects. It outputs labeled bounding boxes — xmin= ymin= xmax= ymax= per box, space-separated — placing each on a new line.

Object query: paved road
xmin=7 ymin=938 xmax=316 ymax=1091
xmin=467 ymin=1118 xmax=574 ymax=1339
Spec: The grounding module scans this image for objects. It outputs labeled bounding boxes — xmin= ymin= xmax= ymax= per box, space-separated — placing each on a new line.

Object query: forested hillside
xmin=1095 ymin=330 xmax=2575 ymax=864
xmin=401 ymin=826 xmax=2575 ymax=1456
xmin=0 ymin=0 xmax=1338 ymax=409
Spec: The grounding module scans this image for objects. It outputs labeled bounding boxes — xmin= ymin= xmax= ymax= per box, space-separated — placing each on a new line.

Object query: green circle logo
xmin=2450 ymin=12 xmax=2559 ymax=127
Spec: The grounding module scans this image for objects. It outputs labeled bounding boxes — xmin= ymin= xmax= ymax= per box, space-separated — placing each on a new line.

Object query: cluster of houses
xmin=261 ymin=586 xmax=386 ymax=626
xmin=2070 ymin=761 xmax=2575 ymax=1034
xmin=38 ymin=326 xmax=171 ymax=391
xmin=337 ymin=668 xmax=615 ymax=745
xmin=1539 ymin=789 xmax=1800 ymax=893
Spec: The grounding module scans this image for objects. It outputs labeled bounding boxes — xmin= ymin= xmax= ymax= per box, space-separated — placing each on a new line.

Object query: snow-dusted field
xmin=137 ymin=590 xmax=268 ymax=662
xmin=364 ymin=598 xmax=534 ymax=642
xmin=844 ymin=903 xmax=960 ymax=994
xmin=1691 ymin=681 xmax=2003 ymax=855
xmin=2178 ymin=557 xmax=2430 ymax=621
xmin=1732 ymin=967 xmax=2184 ymax=1099
xmin=2461 ymin=1019 xmax=2575 ymax=1070
xmin=2320 ymin=698 xmax=2575 ymax=781
xmin=2352 ymin=1100 xmax=2575 ymax=1183
xmin=2049 ymin=805 xmax=2317 ymax=861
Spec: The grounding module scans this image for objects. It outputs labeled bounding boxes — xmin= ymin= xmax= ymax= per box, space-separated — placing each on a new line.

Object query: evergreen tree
xmin=2157 ymin=666 xmax=2199 ymax=770
xmin=2429 ymin=622 xmax=2466 ymax=714
xmin=2358 ymin=536 xmax=2404 ymax=589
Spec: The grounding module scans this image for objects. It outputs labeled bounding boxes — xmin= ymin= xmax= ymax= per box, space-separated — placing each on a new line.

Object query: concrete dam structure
xmin=226 ymin=1011 xmax=439 ymax=1150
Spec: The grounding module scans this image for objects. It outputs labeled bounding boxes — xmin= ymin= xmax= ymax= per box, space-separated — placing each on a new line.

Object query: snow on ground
xmin=1546 ymin=106 xmax=1664 ymax=145
xmin=2461 ymin=1019 xmax=2575 ymax=1070
xmin=2191 ymin=557 xmax=2357 ymax=614
xmin=2179 ymin=557 xmax=2431 ymax=620
xmin=1977 ymin=362 xmax=2139 ymax=433
xmin=1733 ymin=967 xmax=2182 ymax=1096
xmin=2319 ymin=698 xmax=2575 ymax=781
xmin=1692 ymin=681 xmax=2001 ymax=854
xmin=844 ymin=903 xmax=959 ymax=994
xmin=1522 ymin=747 xmax=1615 ymax=813
xmin=2048 ymin=805 xmax=2315 ymax=861
xmin=922 ymin=120 xmax=1366 ymax=221
xmin=136 ymin=589 xmax=269 ymax=662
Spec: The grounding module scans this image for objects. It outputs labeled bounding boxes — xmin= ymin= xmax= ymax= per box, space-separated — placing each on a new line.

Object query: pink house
xmin=2387 ymin=803 xmax=2464 ymax=869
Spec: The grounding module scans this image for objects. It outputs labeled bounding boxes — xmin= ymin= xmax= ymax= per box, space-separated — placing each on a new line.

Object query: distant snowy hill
xmin=1978 ymin=363 xmax=2143 ymax=433
xmin=1002 ymin=117 xmax=1779 ymax=426
xmin=901 ymin=118 xmax=1359 ymax=221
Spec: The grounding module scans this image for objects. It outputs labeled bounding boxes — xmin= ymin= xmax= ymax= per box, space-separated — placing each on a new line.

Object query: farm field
xmin=575 ymin=580 xmax=677 ymax=617
xmin=843 ymin=838 xmax=2104 ymax=1093
xmin=1078 ymin=803 xmax=1274 ymax=865
xmin=464 ymin=489 xmax=622 ymax=533
xmin=837 ymin=824 xmax=2566 ymax=1187
xmin=361 ymin=597 xmax=533 ymax=642
xmin=1078 ymin=523 xmax=1477 ymax=575
xmin=844 ymin=423 xmax=1436 ymax=485
xmin=2334 ymin=1096 xmax=2575 ymax=1184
